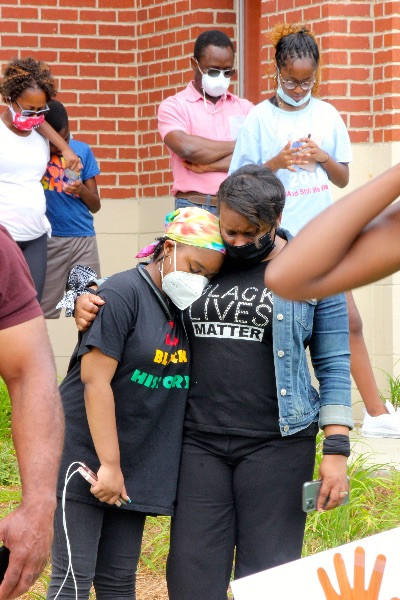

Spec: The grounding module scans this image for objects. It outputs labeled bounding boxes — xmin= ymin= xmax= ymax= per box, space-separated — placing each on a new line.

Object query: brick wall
xmin=134 ymin=0 xmax=237 ymax=198
xmin=0 ymin=0 xmax=136 ymax=200
xmin=260 ymin=0 xmax=400 ymax=144
xmin=1 ymin=1 xmax=399 ymax=201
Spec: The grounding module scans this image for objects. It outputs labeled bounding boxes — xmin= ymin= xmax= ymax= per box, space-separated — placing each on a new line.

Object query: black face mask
xmin=224 ymin=229 xmax=276 ymax=267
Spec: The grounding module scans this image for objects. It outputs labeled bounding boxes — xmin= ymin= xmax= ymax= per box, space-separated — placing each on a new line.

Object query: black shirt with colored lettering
xmin=57 ymin=265 xmax=190 ymax=516
xmin=184 ymin=261 xmax=280 ymax=437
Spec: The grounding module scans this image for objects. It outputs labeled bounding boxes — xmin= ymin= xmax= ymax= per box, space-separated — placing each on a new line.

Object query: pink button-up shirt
xmin=158 ymin=82 xmax=253 ymax=196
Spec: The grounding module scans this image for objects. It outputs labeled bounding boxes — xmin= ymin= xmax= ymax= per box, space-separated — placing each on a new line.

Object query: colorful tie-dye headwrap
xmin=136 ymin=207 xmax=226 ymax=257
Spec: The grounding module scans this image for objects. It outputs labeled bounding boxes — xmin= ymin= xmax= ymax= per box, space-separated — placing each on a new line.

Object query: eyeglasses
xmin=196 ymin=60 xmax=235 ymax=78
xmin=14 ymin=99 xmax=50 ymax=117
xmin=279 ymin=72 xmax=315 ymax=91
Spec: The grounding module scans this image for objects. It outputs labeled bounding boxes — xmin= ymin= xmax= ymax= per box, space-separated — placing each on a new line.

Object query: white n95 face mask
xmin=201 ymin=71 xmax=230 ymax=98
xmin=161 ymin=243 xmax=208 ymax=310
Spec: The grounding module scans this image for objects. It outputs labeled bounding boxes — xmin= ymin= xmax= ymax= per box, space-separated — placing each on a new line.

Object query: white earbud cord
xmin=53 ymin=461 xmax=88 ymax=600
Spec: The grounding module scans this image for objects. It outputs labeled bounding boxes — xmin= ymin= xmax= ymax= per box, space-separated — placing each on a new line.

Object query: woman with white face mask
xmin=74 ymin=167 xmax=353 ymax=600
xmin=230 ymin=24 xmax=400 ymax=440
xmin=46 ymin=207 xmax=225 ymax=600
xmin=0 ymin=57 xmax=80 ymax=300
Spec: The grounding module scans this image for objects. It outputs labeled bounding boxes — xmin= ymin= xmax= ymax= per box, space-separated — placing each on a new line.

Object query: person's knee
xmin=93 ymin=572 xmax=136 ymax=600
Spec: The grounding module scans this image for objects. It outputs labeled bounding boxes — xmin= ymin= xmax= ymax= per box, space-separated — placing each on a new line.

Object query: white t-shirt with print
xmin=229 ymin=96 xmax=352 ymax=235
xmin=0 ymin=118 xmax=50 ymax=241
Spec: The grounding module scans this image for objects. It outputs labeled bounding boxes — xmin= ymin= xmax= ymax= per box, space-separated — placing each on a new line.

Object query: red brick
xmin=59 ymin=51 xmax=97 ymax=63
xmin=350 ymin=114 xmax=373 ymax=128
xmin=80 ymin=37 xmax=116 ymax=51
xmin=375 ymin=16 xmax=400 ymax=32
xmin=80 ymin=92 xmax=116 ymax=104
xmin=80 ymin=65 xmax=116 ymax=77
xmin=2 ymin=35 xmax=38 ymax=47
xmin=98 ymin=51 xmax=133 ymax=64
xmin=40 ymin=36 xmax=78 ymax=49
xmin=351 ymin=83 xmax=373 ymax=97
xmin=2 ymin=6 xmax=38 ymax=18
xmin=50 ymin=64 xmax=79 ymax=77
xmin=41 ymin=8 xmax=78 ymax=20
xmin=60 ymin=23 xmax=97 ymax=35
xmin=322 ymin=3 xmax=371 ymax=18
xmin=100 ymin=79 xmax=132 ymax=92
xmin=350 ymin=130 xmax=371 ymax=143
xmin=80 ymin=9 xmax=116 ymax=21
xmin=62 ymin=78 xmax=98 ymax=91
xmin=21 ymin=21 xmax=57 ymax=34
xmin=349 ymin=20 xmax=373 ymax=34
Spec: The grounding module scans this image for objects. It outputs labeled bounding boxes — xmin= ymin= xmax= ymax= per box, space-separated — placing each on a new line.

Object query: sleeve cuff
xmin=318 ymin=404 xmax=354 ymax=430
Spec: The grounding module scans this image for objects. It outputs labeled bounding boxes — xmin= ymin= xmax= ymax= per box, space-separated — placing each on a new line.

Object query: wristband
xmin=322 ymin=434 xmax=350 ymax=457
xmin=319 ymin=153 xmax=330 ymax=164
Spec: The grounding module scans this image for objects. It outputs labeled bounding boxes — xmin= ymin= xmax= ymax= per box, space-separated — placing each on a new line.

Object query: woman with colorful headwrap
xmin=73 ymin=165 xmax=352 ymax=600
xmin=46 ymin=207 xmax=225 ymax=600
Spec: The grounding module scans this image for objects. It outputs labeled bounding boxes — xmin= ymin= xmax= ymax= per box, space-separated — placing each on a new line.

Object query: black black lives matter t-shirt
xmin=58 ymin=265 xmax=190 ymax=516
xmin=184 ymin=261 xmax=280 ymax=437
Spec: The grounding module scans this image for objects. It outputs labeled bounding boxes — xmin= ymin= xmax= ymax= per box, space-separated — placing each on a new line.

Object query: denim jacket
xmin=273 ymin=229 xmax=353 ymax=436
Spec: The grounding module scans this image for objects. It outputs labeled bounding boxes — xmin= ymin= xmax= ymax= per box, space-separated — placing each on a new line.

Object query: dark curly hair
xmin=0 ymin=57 xmax=57 ymax=102
xmin=218 ymin=164 xmax=285 ymax=230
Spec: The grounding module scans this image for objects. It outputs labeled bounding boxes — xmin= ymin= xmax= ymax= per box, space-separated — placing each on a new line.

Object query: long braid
xmin=270 ymin=24 xmax=321 ymax=95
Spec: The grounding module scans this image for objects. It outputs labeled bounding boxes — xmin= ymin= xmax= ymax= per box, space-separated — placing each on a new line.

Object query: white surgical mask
xmin=161 ymin=243 xmax=208 ymax=310
xmin=277 ymin=82 xmax=311 ymax=108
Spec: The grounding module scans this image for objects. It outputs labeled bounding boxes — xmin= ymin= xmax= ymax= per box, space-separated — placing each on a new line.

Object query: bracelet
xmin=322 ymin=434 xmax=350 ymax=457
xmin=319 ymin=153 xmax=330 ymax=164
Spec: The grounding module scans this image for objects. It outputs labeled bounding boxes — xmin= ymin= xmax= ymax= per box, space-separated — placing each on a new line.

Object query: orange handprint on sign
xmin=317 ymin=546 xmax=400 ymax=600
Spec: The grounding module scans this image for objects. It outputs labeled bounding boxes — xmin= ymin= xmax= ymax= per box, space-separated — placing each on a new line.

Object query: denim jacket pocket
xmin=294 ymin=298 xmax=317 ymax=330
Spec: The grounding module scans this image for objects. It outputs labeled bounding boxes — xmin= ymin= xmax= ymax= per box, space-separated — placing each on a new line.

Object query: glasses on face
xmin=196 ymin=60 xmax=235 ymax=78
xmin=279 ymin=72 xmax=315 ymax=91
xmin=14 ymin=99 xmax=50 ymax=117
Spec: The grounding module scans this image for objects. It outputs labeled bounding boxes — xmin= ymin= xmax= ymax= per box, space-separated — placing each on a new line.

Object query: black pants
xmin=167 ymin=428 xmax=317 ymax=600
xmin=17 ymin=233 xmax=47 ymax=301
xmin=47 ymin=499 xmax=146 ymax=599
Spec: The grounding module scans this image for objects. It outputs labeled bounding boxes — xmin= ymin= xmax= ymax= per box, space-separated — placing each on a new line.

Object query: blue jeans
xmin=175 ymin=196 xmax=218 ymax=215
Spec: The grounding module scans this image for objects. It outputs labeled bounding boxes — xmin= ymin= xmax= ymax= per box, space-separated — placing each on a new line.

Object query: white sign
xmin=231 ymin=527 xmax=400 ymax=600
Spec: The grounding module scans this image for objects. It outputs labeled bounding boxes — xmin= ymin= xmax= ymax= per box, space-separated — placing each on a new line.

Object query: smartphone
xmin=0 ymin=545 xmax=10 ymax=583
xmin=77 ymin=463 xmax=97 ymax=486
xmin=302 ymin=477 xmax=350 ymax=513
xmin=78 ymin=463 xmax=127 ymax=505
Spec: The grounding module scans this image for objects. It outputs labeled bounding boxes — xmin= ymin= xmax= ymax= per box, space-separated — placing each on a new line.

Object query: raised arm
xmin=0 ymin=316 xmax=63 ymax=600
xmin=265 ymin=162 xmax=400 ymax=299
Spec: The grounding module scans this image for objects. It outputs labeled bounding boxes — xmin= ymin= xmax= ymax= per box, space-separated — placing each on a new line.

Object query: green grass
xmin=1 ymin=378 xmax=400 ymax=598
xmin=378 ymin=366 xmax=400 ymax=410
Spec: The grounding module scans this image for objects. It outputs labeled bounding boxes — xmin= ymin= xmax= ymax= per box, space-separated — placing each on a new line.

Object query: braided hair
xmin=271 ymin=24 xmax=321 ymax=95
xmin=0 ymin=57 xmax=57 ymax=102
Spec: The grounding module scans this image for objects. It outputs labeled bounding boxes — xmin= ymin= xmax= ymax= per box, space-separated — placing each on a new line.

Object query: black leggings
xmin=47 ymin=499 xmax=146 ymax=600
xmin=17 ymin=233 xmax=47 ymax=301
xmin=167 ymin=428 xmax=317 ymax=600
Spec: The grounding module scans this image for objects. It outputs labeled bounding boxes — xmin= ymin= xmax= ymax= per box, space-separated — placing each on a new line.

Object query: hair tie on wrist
xmin=319 ymin=153 xmax=329 ymax=164
xmin=322 ymin=434 xmax=350 ymax=457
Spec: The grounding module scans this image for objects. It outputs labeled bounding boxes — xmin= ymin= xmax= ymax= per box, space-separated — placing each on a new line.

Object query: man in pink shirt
xmin=158 ymin=30 xmax=253 ymax=214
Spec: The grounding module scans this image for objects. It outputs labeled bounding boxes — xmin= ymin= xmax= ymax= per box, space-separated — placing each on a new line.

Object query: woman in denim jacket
xmin=75 ymin=165 xmax=353 ymax=600
xmin=166 ymin=165 xmax=353 ymax=600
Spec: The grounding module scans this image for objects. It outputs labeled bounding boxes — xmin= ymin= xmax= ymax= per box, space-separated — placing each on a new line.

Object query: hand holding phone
xmin=0 ymin=545 xmax=10 ymax=583
xmin=78 ymin=463 xmax=129 ymax=506
xmin=302 ymin=477 xmax=350 ymax=513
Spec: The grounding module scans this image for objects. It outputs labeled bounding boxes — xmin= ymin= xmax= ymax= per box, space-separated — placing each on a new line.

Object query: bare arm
xmin=296 ymin=137 xmax=349 ymax=188
xmin=164 ymin=130 xmax=235 ymax=165
xmin=0 ymin=316 xmax=63 ymax=600
xmin=265 ymin=162 xmax=400 ymax=299
xmin=63 ymin=176 xmax=101 ymax=213
xmin=38 ymin=121 xmax=81 ymax=171
xmin=182 ymin=153 xmax=233 ymax=174
xmin=81 ymin=348 xmax=128 ymax=504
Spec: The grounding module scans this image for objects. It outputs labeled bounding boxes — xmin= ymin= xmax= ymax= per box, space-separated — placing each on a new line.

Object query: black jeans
xmin=17 ymin=233 xmax=47 ymax=301
xmin=167 ymin=427 xmax=317 ymax=600
xmin=47 ymin=499 xmax=146 ymax=600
